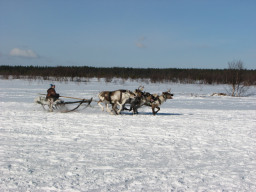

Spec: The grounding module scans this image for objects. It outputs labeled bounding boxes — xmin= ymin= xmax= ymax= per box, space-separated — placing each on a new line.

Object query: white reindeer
xmin=98 ymin=90 xmax=136 ymax=114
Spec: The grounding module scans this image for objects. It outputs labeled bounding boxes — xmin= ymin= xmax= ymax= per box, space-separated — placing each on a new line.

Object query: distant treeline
xmin=0 ymin=65 xmax=256 ymax=85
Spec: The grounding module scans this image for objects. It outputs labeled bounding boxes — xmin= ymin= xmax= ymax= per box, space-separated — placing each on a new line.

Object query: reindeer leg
xmin=155 ymin=107 xmax=160 ymax=114
xmin=151 ymin=104 xmax=158 ymax=115
xmin=97 ymin=101 xmax=104 ymax=111
xmin=134 ymin=100 xmax=144 ymax=114
xmin=112 ymin=102 xmax=119 ymax=115
xmin=106 ymin=103 xmax=113 ymax=113
xmin=130 ymin=102 xmax=138 ymax=114
xmin=152 ymin=106 xmax=156 ymax=115
xmin=116 ymin=102 xmax=123 ymax=114
xmin=129 ymin=105 xmax=133 ymax=111
xmin=129 ymin=102 xmax=134 ymax=112
xmin=116 ymin=100 xmax=127 ymax=114
xmin=132 ymin=104 xmax=138 ymax=114
xmin=129 ymin=98 xmax=138 ymax=114
xmin=111 ymin=103 xmax=118 ymax=114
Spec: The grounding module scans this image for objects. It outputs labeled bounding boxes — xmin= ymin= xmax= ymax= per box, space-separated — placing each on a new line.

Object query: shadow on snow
xmin=120 ymin=112 xmax=183 ymax=116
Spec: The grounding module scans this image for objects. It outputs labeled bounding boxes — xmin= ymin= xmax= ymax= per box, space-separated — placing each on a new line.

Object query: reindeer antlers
xmin=138 ymin=85 xmax=144 ymax=91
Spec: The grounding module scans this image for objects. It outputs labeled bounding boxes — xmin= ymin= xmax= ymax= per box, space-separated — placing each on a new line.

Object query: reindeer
xmin=98 ymin=89 xmax=136 ymax=114
xmin=120 ymin=86 xmax=144 ymax=111
xmin=122 ymin=86 xmax=156 ymax=114
xmin=129 ymin=91 xmax=156 ymax=114
xmin=149 ymin=90 xmax=173 ymax=115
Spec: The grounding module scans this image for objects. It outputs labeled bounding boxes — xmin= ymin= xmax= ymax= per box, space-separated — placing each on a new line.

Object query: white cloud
xmin=136 ymin=36 xmax=146 ymax=48
xmin=136 ymin=42 xmax=146 ymax=48
xmin=9 ymin=48 xmax=38 ymax=58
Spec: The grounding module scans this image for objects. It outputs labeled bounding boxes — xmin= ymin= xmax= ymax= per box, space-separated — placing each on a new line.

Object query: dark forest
xmin=0 ymin=65 xmax=255 ymax=85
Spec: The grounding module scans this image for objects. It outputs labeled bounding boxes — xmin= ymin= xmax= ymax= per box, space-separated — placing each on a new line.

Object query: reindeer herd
xmin=97 ymin=86 xmax=174 ymax=115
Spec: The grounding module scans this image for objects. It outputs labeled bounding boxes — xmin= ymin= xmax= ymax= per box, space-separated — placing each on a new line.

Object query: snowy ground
xmin=0 ymin=78 xmax=256 ymax=191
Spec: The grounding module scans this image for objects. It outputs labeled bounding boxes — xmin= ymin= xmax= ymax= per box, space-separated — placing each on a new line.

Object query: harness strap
xmin=157 ymin=97 xmax=162 ymax=104
xmin=108 ymin=92 xmax=112 ymax=104
xmin=119 ymin=91 xmax=123 ymax=103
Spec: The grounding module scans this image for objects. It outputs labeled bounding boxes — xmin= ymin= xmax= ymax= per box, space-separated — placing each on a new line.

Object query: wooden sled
xmin=35 ymin=96 xmax=93 ymax=113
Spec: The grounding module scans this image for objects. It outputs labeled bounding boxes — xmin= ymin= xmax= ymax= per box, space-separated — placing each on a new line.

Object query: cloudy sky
xmin=0 ymin=0 xmax=255 ymax=69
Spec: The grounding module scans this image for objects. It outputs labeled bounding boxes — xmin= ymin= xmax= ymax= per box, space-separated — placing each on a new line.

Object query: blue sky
xmin=0 ymin=0 xmax=255 ymax=69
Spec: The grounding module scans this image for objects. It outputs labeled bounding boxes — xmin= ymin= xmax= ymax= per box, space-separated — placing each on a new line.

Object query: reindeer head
xmin=134 ymin=86 xmax=144 ymax=97
xmin=134 ymin=89 xmax=143 ymax=97
xmin=162 ymin=89 xmax=173 ymax=99
xmin=138 ymin=85 xmax=144 ymax=91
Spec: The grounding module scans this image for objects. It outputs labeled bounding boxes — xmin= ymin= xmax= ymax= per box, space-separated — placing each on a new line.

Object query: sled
xmin=35 ymin=96 xmax=93 ymax=113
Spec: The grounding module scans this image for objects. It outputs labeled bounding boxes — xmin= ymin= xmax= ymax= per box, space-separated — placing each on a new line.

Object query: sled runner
xmin=35 ymin=95 xmax=92 ymax=113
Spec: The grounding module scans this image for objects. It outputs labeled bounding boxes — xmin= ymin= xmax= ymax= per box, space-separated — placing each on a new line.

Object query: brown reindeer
xmin=124 ymin=86 xmax=156 ymax=114
xmin=149 ymin=90 xmax=173 ymax=115
xmin=129 ymin=91 xmax=156 ymax=114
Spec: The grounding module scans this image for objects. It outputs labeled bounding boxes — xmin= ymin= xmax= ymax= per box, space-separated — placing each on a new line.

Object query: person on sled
xmin=46 ymin=84 xmax=60 ymax=101
xmin=46 ymin=84 xmax=60 ymax=111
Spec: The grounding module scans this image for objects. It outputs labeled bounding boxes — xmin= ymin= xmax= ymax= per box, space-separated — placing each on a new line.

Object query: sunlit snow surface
xmin=0 ymin=78 xmax=256 ymax=191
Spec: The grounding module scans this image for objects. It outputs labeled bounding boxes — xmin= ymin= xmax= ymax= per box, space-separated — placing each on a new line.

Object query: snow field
xmin=0 ymin=79 xmax=256 ymax=191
